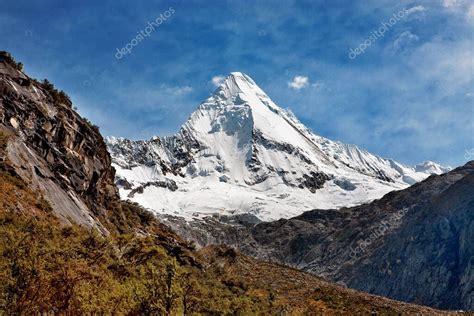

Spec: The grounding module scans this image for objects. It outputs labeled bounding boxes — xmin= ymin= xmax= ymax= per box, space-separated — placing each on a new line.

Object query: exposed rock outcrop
xmin=0 ymin=51 xmax=118 ymax=232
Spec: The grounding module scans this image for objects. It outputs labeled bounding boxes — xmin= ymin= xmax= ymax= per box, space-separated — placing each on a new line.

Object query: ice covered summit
xmin=106 ymin=72 xmax=449 ymax=221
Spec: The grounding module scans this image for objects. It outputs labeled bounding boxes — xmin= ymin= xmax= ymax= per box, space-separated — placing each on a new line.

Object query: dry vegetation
xmin=0 ymin=169 xmax=267 ymax=314
xmin=200 ymin=247 xmax=461 ymax=315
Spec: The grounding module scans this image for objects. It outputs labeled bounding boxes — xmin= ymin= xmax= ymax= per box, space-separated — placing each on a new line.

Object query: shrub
xmin=0 ymin=208 xmax=271 ymax=314
xmin=41 ymin=79 xmax=72 ymax=107
xmin=0 ymin=51 xmax=23 ymax=71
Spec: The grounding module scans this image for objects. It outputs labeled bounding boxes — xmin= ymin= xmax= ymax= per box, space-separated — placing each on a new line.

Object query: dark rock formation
xmin=298 ymin=171 xmax=332 ymax=192
xmin=127 ymin=179 xmax=178 ymax=198
xmin=334 ymin=178 xmax=356 ymax=191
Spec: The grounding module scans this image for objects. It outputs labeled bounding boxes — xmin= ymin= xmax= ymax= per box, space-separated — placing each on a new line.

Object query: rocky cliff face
xmin=342 ymin=163 xmax=473 ymax=310
xmin=165 ymin=162 xmax=474 ymax=310
xmin=0 ymin=52 xmax=118 ymax=232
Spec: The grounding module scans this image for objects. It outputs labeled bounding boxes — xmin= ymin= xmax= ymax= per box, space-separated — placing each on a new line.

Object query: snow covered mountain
xmin=106 ymin=72 xmax=450 ymax=221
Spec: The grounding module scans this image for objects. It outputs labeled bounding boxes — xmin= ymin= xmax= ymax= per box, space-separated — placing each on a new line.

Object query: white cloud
xmin=288 ymin=75 xmax=309 ymax=90
xmin=211 ymin=75 xmax=225 ymax=87
xmin=405 ymin=5 xmax=427 ymax=16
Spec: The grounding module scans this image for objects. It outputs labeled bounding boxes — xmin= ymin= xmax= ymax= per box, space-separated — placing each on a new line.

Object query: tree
xmin=179 ymin=268 xmax=202 ymax=315
xmin=164 ymin=261 xmax=180 ymax=314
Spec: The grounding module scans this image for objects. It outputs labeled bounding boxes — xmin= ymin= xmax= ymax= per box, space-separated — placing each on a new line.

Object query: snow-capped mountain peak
xmin=191 ymin=72 xmax=292 ymax=142
xmin=214 ymin=72 xmax=265 ymax=97
xmin=106 ymin=72 xmax=449 ymax=221
xmin=185 ymin=72 xmax=331 ymax=170
xmin=211 ymin=72 xmax=270 ymax=103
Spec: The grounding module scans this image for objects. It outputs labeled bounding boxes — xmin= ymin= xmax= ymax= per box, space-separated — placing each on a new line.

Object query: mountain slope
xmin=107 ymin=72 xmax=449 ymax=221
xmin=169 ymin=161 xmax=474 ymax=310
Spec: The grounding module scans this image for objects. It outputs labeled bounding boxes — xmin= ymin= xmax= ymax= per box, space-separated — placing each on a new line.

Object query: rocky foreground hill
xmin=1 ymin=52 xmax=463 ymax=313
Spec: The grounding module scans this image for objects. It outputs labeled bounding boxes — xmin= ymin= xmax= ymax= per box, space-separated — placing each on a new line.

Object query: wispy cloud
xmin=164 ymin=85 xmax=193 ymax=95
xmin=440 ymin=0 xmax=474 ymax=21
xmin=405 ymin=5 xmax=426 ymax=16
xmin=405 ymin=5 xmax=427 ymax=20
xmin=393 ymin=31 xmax=419 ymax=51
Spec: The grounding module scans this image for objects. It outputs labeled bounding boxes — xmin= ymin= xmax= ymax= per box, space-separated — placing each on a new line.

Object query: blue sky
xmin=0 ymin=0 xmax=472 ymax=167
